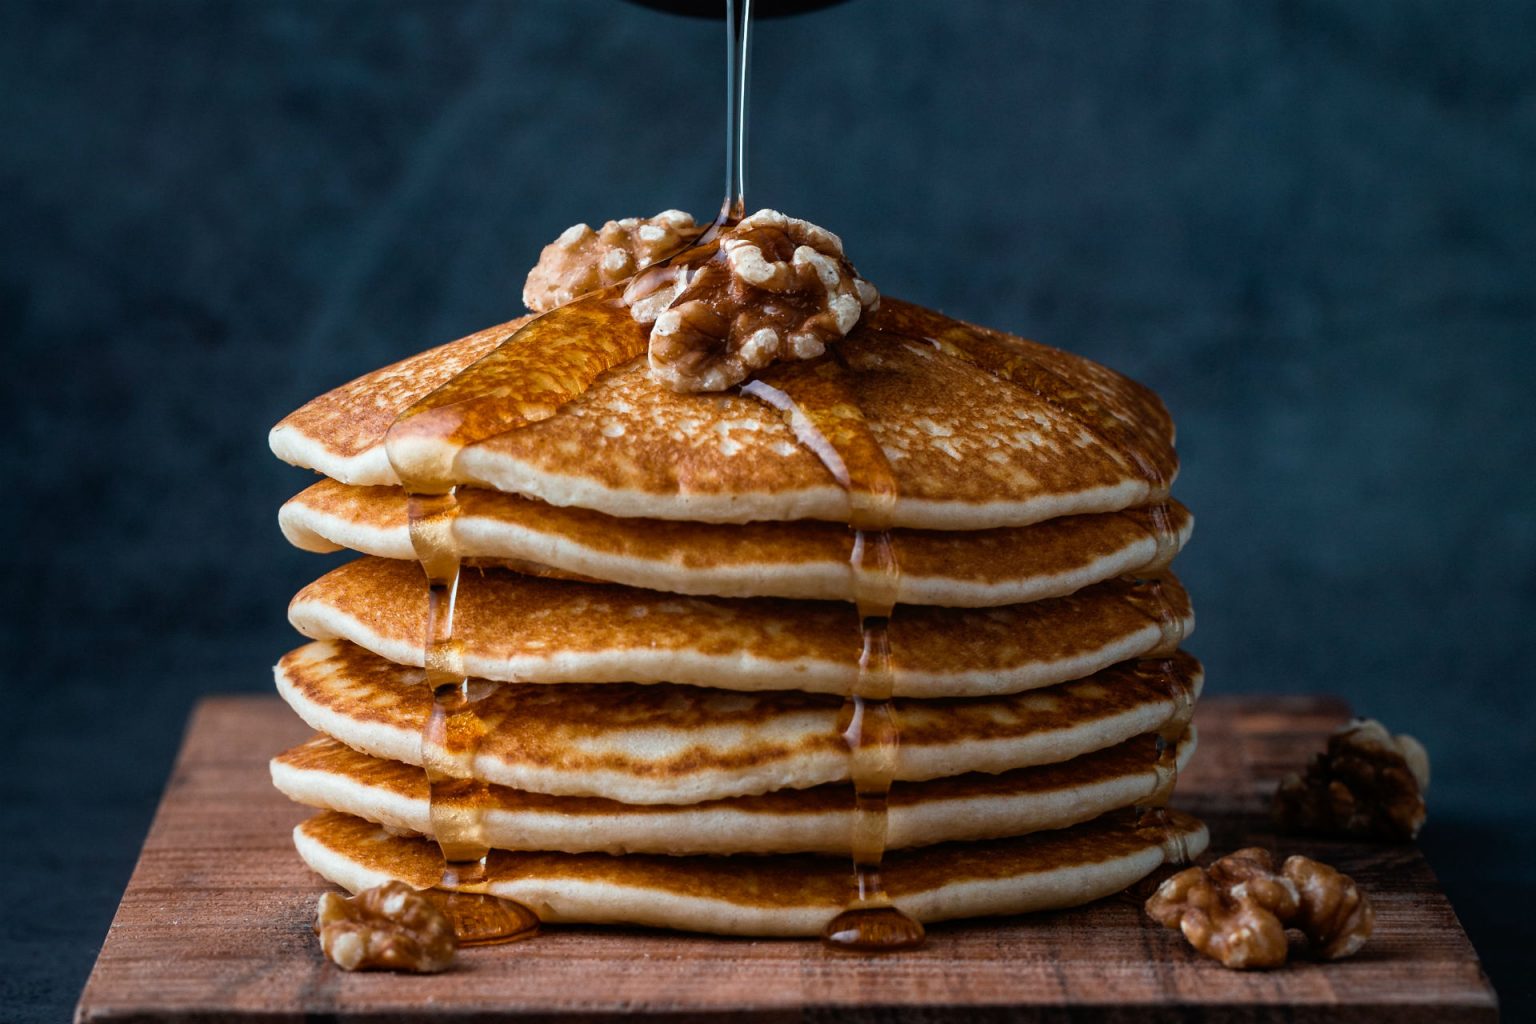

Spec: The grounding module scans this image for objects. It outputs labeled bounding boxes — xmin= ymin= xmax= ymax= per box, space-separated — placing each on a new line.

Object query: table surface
xmin=73 ymin=694 xmax=1499 ymax=1023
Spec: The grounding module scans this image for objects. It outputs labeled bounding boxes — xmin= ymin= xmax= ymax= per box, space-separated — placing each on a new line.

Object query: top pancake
xmin=269 ymin=300 xmax=1177 ymax=529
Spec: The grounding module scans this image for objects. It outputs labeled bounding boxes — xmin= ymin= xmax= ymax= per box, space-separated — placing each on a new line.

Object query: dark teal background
xmin=3 ymin=1 xmax=1532 ymax=1018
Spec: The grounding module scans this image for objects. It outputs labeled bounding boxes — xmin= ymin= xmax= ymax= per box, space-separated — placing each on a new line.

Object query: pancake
xmin=268 ymin=300 xmax=1177 ymax=529
xmin=288 ymin=558 xmax=1193 ymax=698
xmin=272 ymin=729 xmax=1196 ymax=855
xmin=276 ymin=640 xmax=1204 ymax=804
xmin=280 ymin=479 xmax=1193 ymax=606
xmin=294 ymin=809 xmax=1209 ymax=936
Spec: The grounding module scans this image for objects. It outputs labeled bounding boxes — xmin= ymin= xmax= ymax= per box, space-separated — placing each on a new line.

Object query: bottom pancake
xmin=273 ymin=729 xmax=1196 ymax=855
xmin=294 ymin=810 xmax=1208 ymax=937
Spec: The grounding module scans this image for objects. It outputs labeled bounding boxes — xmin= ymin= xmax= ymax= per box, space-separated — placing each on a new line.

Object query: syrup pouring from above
xmin=381 ymin=0 xmax=822 ymax=945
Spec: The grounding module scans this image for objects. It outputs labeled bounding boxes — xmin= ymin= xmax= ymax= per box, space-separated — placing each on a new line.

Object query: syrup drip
xmin=374 ymin=0 xmax=769 ymax=945
xmin=384 ymin=288 xmax=657 ymax=943
xmin=1129 ymin=653 xmax=1197 ymax=864
xmin=1140 ymin=500 xmax=1182 ymax=574
xmin=867 ymin=304 xmax=1195 ymax=863
xmin=384 ymin=287 xmax=663 ymax=945
xmin=744 ymin=356 xmax=925 ymax=952
xmin=407 ymin=493 xmax=533 ymax=944
xmin=367 ymin=487 xmax=529 ymax=942
xmin=724 ymin=2 xmax=919 ymax=944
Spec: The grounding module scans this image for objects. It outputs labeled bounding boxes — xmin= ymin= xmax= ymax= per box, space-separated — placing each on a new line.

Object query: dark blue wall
xmin=3 ymin=1 xmax=1532 ymax=1018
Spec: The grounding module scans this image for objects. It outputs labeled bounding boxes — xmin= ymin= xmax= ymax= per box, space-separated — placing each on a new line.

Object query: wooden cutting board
xmin=75 ymin=695 xmax=1498 ymax=1023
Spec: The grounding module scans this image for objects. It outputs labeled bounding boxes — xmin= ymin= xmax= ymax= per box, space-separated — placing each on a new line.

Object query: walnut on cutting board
xmin=314 ymin=881 xmax=456 ymax=973
xmin=1145 ymin=847 xmax=1374 ymax=969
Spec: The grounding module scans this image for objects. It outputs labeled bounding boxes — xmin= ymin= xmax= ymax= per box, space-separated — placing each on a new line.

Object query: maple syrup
xmin=720 ymin=0 xmax=751 ymax=226
xmin=383 ymin=277 xmax=668 ymax=943
xmin=744 ymin=355 xmax=926 ymax=952
xmin=721 ymin=0 xmax=917 ymax=948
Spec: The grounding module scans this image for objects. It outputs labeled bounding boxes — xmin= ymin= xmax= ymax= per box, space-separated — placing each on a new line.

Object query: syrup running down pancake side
xmin=378 ymin=0 xmax=758 ymax=944
xmin=744 ymin=356 xmax=927 ymax=951
xmin=380 ymin=295 xmax=666 ymax=943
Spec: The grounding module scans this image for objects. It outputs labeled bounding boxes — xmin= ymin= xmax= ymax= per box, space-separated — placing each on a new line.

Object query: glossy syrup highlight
xmin=373 ymin=486 xmax=535 ymax=943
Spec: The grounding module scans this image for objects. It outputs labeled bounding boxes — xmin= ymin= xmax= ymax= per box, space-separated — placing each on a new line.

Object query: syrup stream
xmin=722 ymin=1 xmax=923 ymax=940
xmin=375 ymin=0 xmax=761 ymax=944
xmin=722 ymin=0 xmax=752 ymax=224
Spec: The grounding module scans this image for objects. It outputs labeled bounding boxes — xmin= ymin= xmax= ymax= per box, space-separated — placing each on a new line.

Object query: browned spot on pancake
xmin=289 ymin=557 xmax=1192 ymax=689
xmin=275 ymin=641 xmax=1201 ymax=784
xmin=299 ymin=809 xmax=1204 ymax=907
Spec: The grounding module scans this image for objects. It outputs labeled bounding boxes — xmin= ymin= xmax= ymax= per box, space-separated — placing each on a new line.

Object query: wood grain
xmin=75 ymin=695 xmax=1498 ymax=1023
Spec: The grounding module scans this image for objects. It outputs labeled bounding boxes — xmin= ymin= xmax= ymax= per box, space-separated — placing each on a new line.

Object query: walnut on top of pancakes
xmin=524 ymin=209 xmax=700 ymax=314
xmin=524 ymin=209 xmax=880 ymax=393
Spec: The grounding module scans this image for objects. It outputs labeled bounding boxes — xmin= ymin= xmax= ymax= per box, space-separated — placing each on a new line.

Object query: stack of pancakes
xmin=267 ymin=299 xmax=1207 ymax=936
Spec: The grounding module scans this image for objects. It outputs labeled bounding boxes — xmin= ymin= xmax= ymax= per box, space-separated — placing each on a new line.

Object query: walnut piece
xmin=1283 ymin=853 xmax=1376 ymax=960
xmin=1146 ymin=848 xmax=1374 ymax=969
xmin=627 ymin=208 xmax=880 ymax=392
xmin=523 ymin=209 xmax=698 ymax=313
xmin=1273 ymin=718 xmax=1430 ymax=841
xmin=314 ymin=881 xmax=456 ymax=973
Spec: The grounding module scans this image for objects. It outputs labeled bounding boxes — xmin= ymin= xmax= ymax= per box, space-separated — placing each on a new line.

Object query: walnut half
xmin=1145 ymin=847 xmax=1374 ymax=969
xmin=523 ymin=210 xmax=699 ymax=313
xmin=314 ymin=881 xmax=457 ymax=973
xmin=1273 ymin=718 xmax=1430 ymax=841
xmin=629 ymin=209 xmax=880 ymax=392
